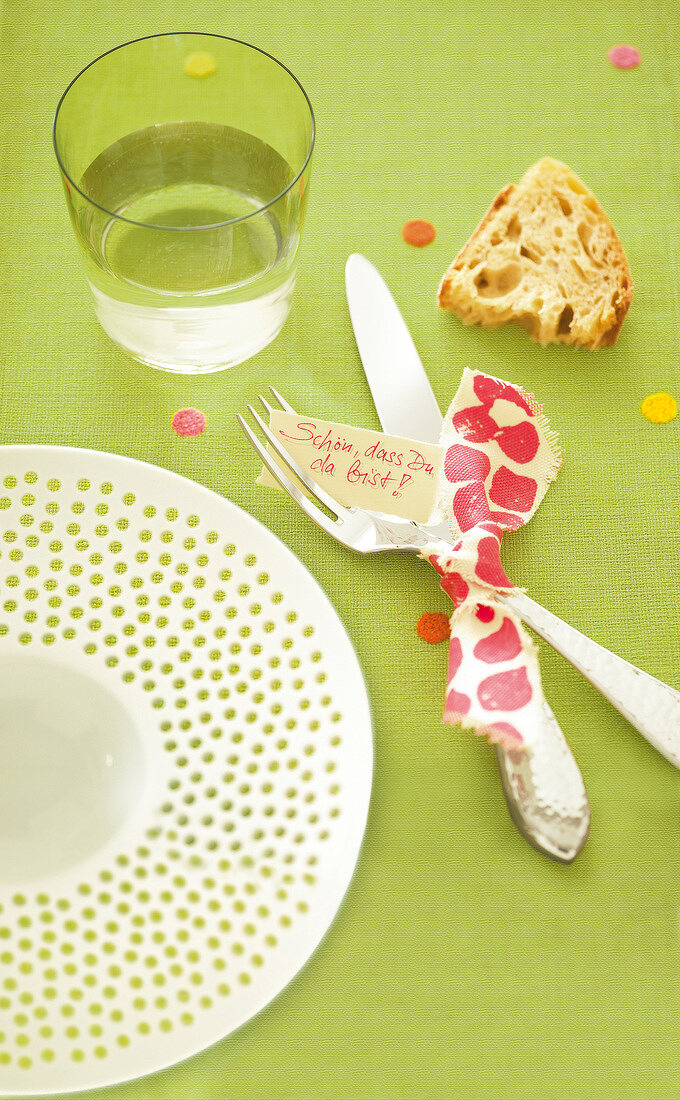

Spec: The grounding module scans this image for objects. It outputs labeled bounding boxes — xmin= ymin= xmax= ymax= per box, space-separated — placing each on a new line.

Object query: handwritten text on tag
xmin=259 ymin=412 xmax=443 ymax=524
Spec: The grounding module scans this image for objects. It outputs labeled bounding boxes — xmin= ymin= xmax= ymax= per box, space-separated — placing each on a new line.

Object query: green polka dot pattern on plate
xmin=0 ymin=450 xmax=372 ymax=1093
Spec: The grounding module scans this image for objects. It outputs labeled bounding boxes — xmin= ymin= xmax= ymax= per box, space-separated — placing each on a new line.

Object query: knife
xmin=345 ymin=252 xmax=590 ymax=863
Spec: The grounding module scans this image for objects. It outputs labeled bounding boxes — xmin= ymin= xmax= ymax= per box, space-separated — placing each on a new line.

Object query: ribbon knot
xmin=424 ymin=370 xmax=561 ymax=751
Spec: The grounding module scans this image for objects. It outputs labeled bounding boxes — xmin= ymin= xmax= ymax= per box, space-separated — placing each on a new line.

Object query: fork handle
xmin=500 ymin=590 xmax=680 ymax=767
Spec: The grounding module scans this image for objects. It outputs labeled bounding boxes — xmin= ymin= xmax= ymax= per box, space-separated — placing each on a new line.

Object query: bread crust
xmin=439 ymin=184 xmax=515 ymax=305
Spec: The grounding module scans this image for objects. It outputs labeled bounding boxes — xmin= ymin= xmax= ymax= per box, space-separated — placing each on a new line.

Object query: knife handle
xmin=494 ymin=700 xmax=589 ymax=864
xmin=501 ymin=590 xmax=680 ymax=767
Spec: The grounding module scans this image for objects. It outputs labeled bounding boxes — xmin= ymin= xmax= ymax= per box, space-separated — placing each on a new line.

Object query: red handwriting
xmin=364 ymin=441 xmax=403 ymax=466
xmin=274 ymin=416 xmax=438 ymax=513
xmin=407 ymin=450 xmax=435 ymax=474
xmin=311 ymin=454 xmax=335 ymax=475
xmin=347 ymin=459 xmax=400 ymax=490
xmin=279 ymin=422 xmax=356 ymax=456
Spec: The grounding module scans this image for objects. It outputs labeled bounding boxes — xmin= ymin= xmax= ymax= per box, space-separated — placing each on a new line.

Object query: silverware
xmin=239 ymin=389 xmax=590 ymax=862
xmin=345 ymin=253 xmax=590 ymax=862
xmin=500 ymin=589 xmax=680 ymax=766
xmin=344 ymin=254 xmax=443 ymax=440
xmin=421 ymin=506 xmax=680 ymax=765
xmin=344 ymin=256 xmax=680 ymax=762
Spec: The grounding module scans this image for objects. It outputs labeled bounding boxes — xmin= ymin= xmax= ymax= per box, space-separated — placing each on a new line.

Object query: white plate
xmin=0 ymin=447 xmax=373 ymax=1095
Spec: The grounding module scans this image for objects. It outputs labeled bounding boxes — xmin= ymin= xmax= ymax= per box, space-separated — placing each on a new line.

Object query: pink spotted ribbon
xmin=425 ymin=370 xmax=561 ymax=750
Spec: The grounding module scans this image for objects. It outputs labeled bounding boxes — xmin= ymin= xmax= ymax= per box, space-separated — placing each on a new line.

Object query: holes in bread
xmin=576 ymin=222 xmax=591 ymax=253
xmin=557 ymin=304 xmax=574 ymax=335
xmin=556 ymin=194 xmax=572 ymax=217
xmin=474 ymin=262 xmax=523 ymax=298
xmin=571 ymin=257 xmax=587 ymax=280
xmin=519 ymin=245 xmax=541 ymax=263
xmin=566 ymin=177 xmax=587 ymax=195
xmin=554 ymin=225 xmax=563 ymax=238
xmin=577 ymin=221 xmax=602 ymax=266
xmin=506 ymin=216 xmax=521 ymax=240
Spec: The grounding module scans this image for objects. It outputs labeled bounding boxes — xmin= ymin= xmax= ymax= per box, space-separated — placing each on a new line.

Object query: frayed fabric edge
xmin=442 ymin=709 xmax=527 ymax=751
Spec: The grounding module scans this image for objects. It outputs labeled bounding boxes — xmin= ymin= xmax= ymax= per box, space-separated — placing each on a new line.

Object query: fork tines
xmin=237 ymin=393 xmax=352 ymax=539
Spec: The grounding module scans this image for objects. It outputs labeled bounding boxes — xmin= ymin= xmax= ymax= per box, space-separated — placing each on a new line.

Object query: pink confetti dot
xmin=171 ymin=408 xmax=207 ymax=437
xmin=608 ymin=44 xmax=641 ymax=69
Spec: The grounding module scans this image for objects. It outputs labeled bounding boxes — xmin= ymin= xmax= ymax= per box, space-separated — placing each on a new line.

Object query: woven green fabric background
xmin=2 ymin=0 xmax=680 ymax=1097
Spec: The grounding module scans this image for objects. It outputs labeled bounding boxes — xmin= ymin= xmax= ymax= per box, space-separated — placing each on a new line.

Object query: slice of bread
xmin=438 ymin=158 xmax=633 ymax=349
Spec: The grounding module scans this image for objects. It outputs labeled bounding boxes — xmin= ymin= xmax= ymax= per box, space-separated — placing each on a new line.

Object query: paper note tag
xmin=258 ymin=412 xmax=444 ymax=524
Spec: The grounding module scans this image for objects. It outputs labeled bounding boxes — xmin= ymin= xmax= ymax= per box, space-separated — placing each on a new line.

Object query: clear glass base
xmin=90 ymin=274 xmax=296 ymax=374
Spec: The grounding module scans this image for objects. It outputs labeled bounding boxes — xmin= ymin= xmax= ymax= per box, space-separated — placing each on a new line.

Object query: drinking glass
xmin=53 ymin=33 xmax=315 ymax=373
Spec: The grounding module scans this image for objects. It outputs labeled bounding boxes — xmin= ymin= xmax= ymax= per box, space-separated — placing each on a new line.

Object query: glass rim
xmin=52 ymin=31 xmax=316 ymax=232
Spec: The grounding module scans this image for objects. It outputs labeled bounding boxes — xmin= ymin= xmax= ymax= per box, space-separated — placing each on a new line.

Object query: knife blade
xmin=345 ymin=252 xmax=589 ymax=862
xmin=345 ymin=254 xmax=443 ymax=444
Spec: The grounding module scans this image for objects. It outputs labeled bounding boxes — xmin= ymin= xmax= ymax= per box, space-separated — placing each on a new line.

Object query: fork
xmin=239 ymin=390 xmax=594 ymax=863
xmin=240 ymin=391 xmax=680 ymax=847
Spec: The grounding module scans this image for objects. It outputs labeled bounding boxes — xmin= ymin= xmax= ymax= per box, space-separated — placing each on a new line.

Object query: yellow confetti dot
xmin=640 ymin=391 xmax=677 ymax=424
xmin=184 ymin=52 xmax=217 ymax=78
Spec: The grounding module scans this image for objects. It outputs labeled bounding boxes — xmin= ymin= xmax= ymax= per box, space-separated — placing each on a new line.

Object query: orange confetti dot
xmin=402 ymin=219 xmax=436 ymax=247
xmin=416 ymin=612 xmax=450 ymax=644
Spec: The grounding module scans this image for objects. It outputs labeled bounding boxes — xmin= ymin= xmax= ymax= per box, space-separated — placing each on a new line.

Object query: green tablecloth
xmin=2 ymin=0 xmax=680 ymax=1096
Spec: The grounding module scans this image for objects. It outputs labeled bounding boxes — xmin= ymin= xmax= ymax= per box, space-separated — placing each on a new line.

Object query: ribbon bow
xmin=425 ymin=369 xmax=561 ymax=750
